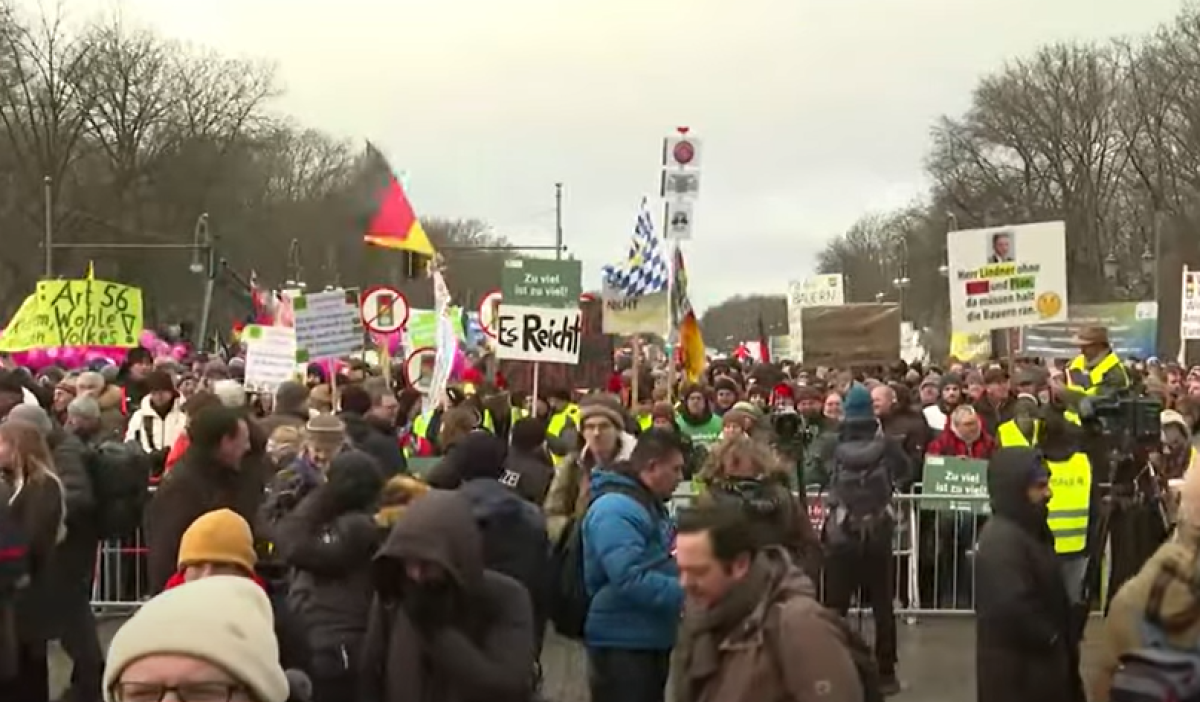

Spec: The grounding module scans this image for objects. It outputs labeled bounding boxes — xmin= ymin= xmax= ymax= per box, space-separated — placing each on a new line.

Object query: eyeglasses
xmin=111 ymin=681 xmax=250 ymax=702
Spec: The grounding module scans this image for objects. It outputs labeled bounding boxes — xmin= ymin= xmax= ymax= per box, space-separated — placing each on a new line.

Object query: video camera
xmin=1080 ymin=393 xmax=1162 ymax=447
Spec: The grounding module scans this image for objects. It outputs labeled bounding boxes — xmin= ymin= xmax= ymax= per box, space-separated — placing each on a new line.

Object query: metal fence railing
xmin=89 ymin=487 xmax=1098 ymax=619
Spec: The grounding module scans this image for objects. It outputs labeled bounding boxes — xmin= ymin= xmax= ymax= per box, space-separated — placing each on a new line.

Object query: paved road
xmin=55 ymin=616 xmax=1104 ymax=701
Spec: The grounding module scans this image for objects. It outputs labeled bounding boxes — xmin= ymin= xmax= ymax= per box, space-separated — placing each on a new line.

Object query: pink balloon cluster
xmin=5 ymin=344 xmax=128 ymax=371
xmin=138 ymin=330 xmax=189 ymax=363
xmin=0 ymin=327 xmax=189 ymax=371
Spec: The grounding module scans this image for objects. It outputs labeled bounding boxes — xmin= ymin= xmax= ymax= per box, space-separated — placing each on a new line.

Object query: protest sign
xmin=947 ymin=221 xmax=1068 ymax=334
xmin=501 ymin=258 xmax=582 ymax=307
xmin=1021 ymin=302 xmax=1157 ymax=359
xmin=243 ymin=325 xmax=298 ymax=392
xmin=501 ymin=298 xmax=611 ymax=393
xmin=292 ymin=289 xmax=363 ymax=362
xmin=496 ymin=305 xmax=582 ymax=363
xmin=0 ymin=279 xmax=143 ymax=351
xmin=800 ymin=303 xmax=899 ymax=367
xmin=601 ymin=286 xmax=668 ymax=335
xmin=920 ymin=456 xmax=990 ymax=514
xmin=787 ymin=274 xmax=845 ymax=362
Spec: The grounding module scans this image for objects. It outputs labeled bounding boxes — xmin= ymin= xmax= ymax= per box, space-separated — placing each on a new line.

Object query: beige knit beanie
xmin=103 ymin=575 xmax=288 ymax=702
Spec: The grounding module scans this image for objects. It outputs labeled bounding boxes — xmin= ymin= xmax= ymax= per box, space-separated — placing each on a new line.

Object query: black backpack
xmin=86 ymin=441 xmax=152 ymax=540
xmin=828 ymin=440 xmax=893 ymax=531
xmin=1110 ymin=567 xmax=1200 ymax=702
xmin=548 ymin=483 xmax=660 ymax=640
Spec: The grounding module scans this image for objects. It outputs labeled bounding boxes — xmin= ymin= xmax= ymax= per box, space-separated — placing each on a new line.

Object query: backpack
xmin=1109 ymin=569 xmax=1200 ymax=702
xmin=86 ymin=441 xmax=152 ymax=540
xmin=548 ymin=482 xmax=661 ymax=640
xmin=828 ymin=440 xmax=893 ymax=534
xmin=764 ymin=603 xmax=884 ymax=702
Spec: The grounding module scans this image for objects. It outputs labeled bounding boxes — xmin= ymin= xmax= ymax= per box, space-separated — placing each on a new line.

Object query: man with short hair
xmin=64 ymin=396 xmax=104 ymax=444
xmin=338 ymin=380 xmax=405 ymax=477
xmin=582 ymin=428 xmax=687 ymax=702
xmin=0 ymin=371 xmax=24 ymax=421
xmin=673 ymin=503 xmax=865 ymax=702
xmin=144 ymin=406 xmax=261 ymax=593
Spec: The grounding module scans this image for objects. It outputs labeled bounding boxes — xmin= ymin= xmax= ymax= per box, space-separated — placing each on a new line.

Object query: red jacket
xmin=163 ymin=570 xmax=268 ymax=591
xmin=926 ymin=429 xmax=997 ymax=459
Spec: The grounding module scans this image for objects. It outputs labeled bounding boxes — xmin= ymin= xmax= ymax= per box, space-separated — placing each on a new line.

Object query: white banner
xmin=496 ymin=304 xmax=582 ymax=364
xmin=600 ymin=286 xmax=668 ymax=335
xmin=947 ymin=221 xmax=1068 ymax=334
xmin=243 ymin=325 xmax=297 ymax=392
xmin=787 ymin=274 xmax=845 ymax=362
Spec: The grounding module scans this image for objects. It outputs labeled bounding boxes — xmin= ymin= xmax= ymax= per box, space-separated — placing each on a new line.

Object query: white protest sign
xmin=1182 ymin=268 xmax=1200 ymax=341
xmin=786 ymin=274 xmax=845 ymax=362
xmin=496 ymin=304 xmax=582 ymax=364
xmin=600 ymin=285 xmax=668 ymax=335
xmin=947 ymin=221 xmax=1067 ymax=334
xmin=243 ymin=325 xmax=297 ymax=392
xmin=292 ymin=288 xmax=364 ymax=362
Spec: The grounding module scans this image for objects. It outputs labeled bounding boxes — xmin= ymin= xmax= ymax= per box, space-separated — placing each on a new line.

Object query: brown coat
xmin=673 ymin=549 xmax=863 ymax=702
xmin=1091 ymin=524 xmax=1200 ymax=702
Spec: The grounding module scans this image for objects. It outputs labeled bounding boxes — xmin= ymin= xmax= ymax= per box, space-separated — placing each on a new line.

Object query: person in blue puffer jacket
xmin=582 ymin=428 xmax=688 ymax=702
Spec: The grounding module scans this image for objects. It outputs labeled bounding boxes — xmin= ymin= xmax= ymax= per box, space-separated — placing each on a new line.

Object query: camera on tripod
xmin=1080 ymin=393 xmax=1163 ymax=447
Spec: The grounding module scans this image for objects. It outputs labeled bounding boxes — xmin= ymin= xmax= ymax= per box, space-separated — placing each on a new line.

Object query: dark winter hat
xmin=939 ymin=373 xmax=963 ymax=390
xmin=456 ymin=430 xmax=509 ymax=481
xmin=679 ymin=383 xmax=707 ymax=402
xmin=842 ymin=384 xmax=874 ymax=422
xmin=145 ymin=370 xmax=176 ymax=394
xmin=327 ymin=449 xmax=385 ymax=511
xmin=713 ymin=377 xmax=740 ymax=395
xmin=578 ymin=393 xmax=626 ymax=429
xmin=794 ymin=385 xmax=822 ymax=402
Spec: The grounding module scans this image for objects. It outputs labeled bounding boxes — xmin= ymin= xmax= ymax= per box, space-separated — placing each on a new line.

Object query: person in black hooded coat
xmin=974 ymin=446 xmax=1083 ymax=702
xmin=359 ymin=490 xmax=536 ymax=702
xmin=275 ymin=449 xmax=384 ymax=702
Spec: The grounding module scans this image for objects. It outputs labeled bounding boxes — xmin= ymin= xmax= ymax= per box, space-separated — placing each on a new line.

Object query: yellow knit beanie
xmin=177 ymin=508 xmax=257 ymax=574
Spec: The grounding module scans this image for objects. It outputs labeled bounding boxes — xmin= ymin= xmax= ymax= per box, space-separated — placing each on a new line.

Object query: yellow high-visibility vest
xmin=1063 ymin=352 xmax=1128 ymax=425
xmin=997 ymin=419 xmax=1041 ymax=448
xmin=637 ymin=414 xmax=652 ymax=431
xmin=404 ymin=412 xmax=431 ymax=459
xmin=1046 ymin=453 xmax=1092 ymax=555
xmin=546 ymin=403 xmax=579 ymax=466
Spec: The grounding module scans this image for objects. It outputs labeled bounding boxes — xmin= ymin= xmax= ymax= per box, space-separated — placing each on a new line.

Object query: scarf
xmin=674 ymin=554 xmax=777 ymax=702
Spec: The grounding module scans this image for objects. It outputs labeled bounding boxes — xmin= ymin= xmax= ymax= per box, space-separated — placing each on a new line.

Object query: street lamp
xmin=874 ymin=291 xmax=886 ymax=302
xmin=938 ymin=263 xmax=949 ymax=277
xmin=1103 ymin=253 xmax=1119 ymax=282
xmin=1141 ymin=247 xmax=1155 ymax=277
xmin=893 ymin=276 xmax=911 ymax=290
xmin=189 ymin=213 xmax=209 ymax=275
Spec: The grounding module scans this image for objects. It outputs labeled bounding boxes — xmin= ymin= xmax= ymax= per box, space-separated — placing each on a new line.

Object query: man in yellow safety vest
xmin=1040 ymin=416 xmax=1095 ymax=606
xmin=1057 ymin=326 xmax=1130 ymax=425
xmin=995 ymin=394 xmax=1043 ymax=448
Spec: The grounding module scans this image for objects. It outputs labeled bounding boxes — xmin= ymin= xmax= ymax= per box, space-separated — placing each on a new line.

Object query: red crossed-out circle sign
xmin=478 ymin=289 xmax=503 ymax=338
xmin=360 ymin=285 xmax=410 ymax=334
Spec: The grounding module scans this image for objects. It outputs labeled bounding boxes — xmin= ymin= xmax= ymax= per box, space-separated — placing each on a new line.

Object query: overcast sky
xmin=61 ymin=0 xmax=1186 ymax=311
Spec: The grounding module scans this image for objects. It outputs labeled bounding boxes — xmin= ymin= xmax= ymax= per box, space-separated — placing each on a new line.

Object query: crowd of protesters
xmin=0 ymin=326 xmax=1198 ymax=702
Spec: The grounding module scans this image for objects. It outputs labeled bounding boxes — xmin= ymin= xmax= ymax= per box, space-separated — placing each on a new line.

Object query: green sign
xmin=501 ymin=258 xmax=582 ymax=307
xmin=920 ymin=456 xmax=990 ymax=514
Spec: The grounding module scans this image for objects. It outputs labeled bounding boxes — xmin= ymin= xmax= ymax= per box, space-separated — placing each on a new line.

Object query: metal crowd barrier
xmin=90 ymin=487 xmax=1066 ymax=619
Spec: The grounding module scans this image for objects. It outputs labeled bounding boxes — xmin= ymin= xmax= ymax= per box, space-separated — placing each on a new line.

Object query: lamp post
xmin=284 ymin=239 xmax=307 ymax=290
xmin=192 ymin=214 xmax=218 ymax=347
xmin=893 ymin=276 xmax=911 ymax=315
